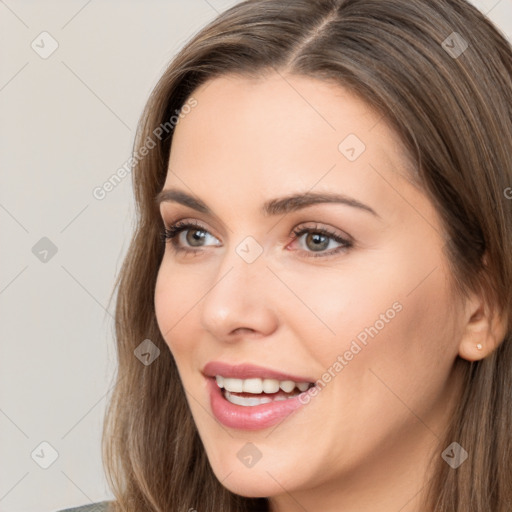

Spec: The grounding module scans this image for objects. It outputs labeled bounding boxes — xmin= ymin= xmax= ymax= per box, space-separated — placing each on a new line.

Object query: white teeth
xmin=215 ymin=376 xmax=312 ymax=394
xmin=279 ymin=380 xmax=296 ymax=393
xmin=297 ymin=382 xmax=310 ymax=392
xmin=262 ymin=379 xmax=280 ymax=393
xmin=222 ymin=377 xmax=244 ymax=392
xmin=224 ymin=390 xmax=273 ymax=407
xmin=242 ymin=378 xmax=263 ymax=394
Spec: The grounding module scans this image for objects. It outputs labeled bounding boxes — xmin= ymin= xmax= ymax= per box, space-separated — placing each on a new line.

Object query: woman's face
xmin=154 ymin=73 xmax=466 ymax=507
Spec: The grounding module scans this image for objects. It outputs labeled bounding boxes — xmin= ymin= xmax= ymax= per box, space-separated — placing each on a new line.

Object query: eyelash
xmin=159 ymin=220 xmax=353 ymax=259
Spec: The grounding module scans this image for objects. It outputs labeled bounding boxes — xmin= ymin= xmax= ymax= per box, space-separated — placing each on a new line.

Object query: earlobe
xmin=457 ymin=293 xmax=508 ymax=362
xmin=458 ymin=339 xmax=486 ymax=362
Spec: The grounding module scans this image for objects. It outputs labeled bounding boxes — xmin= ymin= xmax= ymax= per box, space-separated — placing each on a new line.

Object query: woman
xmin=59 ymin=0 xmax=512 ymax=510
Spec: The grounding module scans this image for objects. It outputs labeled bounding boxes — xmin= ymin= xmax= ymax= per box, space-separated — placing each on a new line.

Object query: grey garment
xmin=56 ymin=501 xmax=111 ymax=512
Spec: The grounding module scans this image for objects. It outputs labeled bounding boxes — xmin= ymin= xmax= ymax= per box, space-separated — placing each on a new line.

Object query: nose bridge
xmin=199 ymin=235 xmax=277 ymax=338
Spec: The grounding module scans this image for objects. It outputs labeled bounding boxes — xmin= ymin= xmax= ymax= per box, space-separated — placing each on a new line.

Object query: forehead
xmin=164 ymin=73 xmax=418 ymax=215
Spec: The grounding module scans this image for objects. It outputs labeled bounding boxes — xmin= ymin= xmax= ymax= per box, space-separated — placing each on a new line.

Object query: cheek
xmin=286 ymin=236 xmax=458 ymax=398
xmin=326 ymin=244 xmax=460 ymax=427
xmin=154 ymin=261 xmax=198 ymax=354
xmin=268 ymin=254 xmax=407 ymax=368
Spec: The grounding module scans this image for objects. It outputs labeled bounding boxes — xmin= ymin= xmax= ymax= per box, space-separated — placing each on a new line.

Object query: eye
xmin=160 ymin=220 xmax=220 ymax=255
xmin=290 ymin=223 xmax=353 ymax=258
xmin=159 ymin=220 xmax=353 ymax=259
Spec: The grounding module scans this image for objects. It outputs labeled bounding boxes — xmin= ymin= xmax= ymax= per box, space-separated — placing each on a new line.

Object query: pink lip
xmin=202 ymin=361 xmax=315 ymax=383
xmin=205 ymin=376 xmax=318 ymax=430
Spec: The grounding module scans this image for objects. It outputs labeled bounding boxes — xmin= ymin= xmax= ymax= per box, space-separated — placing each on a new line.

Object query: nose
xmin=199 ymin=243 xmax=279 ymax=342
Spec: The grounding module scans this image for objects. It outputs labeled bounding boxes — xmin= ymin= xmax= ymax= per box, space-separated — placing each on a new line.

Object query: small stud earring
xmin=476 ymin=343 xmax=483 ymax=350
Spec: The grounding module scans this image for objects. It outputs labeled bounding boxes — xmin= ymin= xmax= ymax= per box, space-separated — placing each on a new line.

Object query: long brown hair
xmin=102 ymin=1 xmax=512 ymax=510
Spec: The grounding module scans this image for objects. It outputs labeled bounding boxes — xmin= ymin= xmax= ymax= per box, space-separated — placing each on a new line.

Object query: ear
xmin=458 ymin=286 xmax=508 ymax=362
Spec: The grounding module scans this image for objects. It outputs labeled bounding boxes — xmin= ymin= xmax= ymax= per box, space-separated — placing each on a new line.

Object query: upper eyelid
xmin=164 ymin=218 xmax=218 ymax=235
xmin=164 ymin=219 xmax=222 ymax=243
xmin=160 ymin=211 xmax=230 ymax=237
xmin=163 ymin=219 xmax=351 ymax=244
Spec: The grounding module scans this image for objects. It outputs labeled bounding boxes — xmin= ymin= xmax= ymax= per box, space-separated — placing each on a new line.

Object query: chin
xmin=215 ymin=472 xmax=282 ymax=498
xmin=206 ymin=453 xmax=307 ymax=498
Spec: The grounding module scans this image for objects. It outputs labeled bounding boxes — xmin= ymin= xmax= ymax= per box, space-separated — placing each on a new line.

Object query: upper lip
xmin=202 ymin=361 xmax=315 ymax=383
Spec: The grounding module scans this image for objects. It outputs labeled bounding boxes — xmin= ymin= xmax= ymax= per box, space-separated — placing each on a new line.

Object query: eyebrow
xmin=155 ymin=188 xmax=379 ymax=218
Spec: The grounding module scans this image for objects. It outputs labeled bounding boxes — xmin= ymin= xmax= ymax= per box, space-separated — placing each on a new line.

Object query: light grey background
xmin=1 ymin=1 xmax=510 ymax=511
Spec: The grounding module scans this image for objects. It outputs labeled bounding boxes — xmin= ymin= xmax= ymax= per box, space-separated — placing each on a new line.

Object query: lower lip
xmin=206 ymin=377 xmax=317 ymax=431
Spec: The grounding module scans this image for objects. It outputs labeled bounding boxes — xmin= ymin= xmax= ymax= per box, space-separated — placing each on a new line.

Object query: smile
xmin=205 ymin=376 xmax=318 ymax=430
xmin=215 ymin=376 xmax=314 ymax=406
xmin=216 ymin=375 xmax=313 ymax=393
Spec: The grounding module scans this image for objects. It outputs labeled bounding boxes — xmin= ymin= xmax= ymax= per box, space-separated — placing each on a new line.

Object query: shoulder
xmin=55 ymin=501 xmax=112 ymax=512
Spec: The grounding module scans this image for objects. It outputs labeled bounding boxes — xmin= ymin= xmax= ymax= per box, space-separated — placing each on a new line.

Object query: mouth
xmin=202 ymin=362 xmax=319 ymax=430
xmin=214 ymin=375 xmax=315 ymax=406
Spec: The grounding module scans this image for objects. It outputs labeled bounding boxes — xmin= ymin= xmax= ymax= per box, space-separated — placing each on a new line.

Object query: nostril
xmin=231 ymin=327 xmax=256 ymax=336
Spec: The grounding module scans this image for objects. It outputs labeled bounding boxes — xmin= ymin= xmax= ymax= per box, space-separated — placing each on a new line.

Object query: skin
xmin=154 ymin=73 xmax=501 ymax=512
